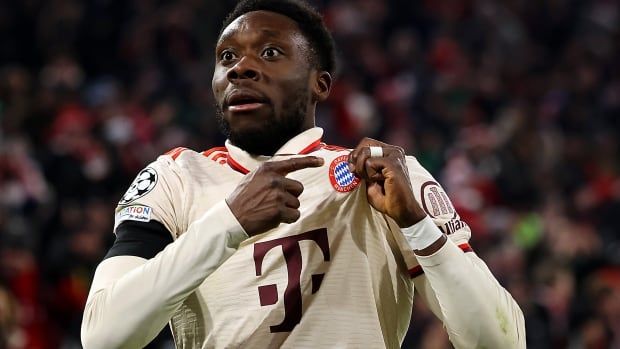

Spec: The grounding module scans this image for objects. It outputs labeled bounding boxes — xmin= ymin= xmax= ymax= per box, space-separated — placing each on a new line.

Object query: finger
xmin=349 ymin=138 xmax=404 ymax=172
xmin=348 ymin=137 xmax=393 ymax=164
xmin=280 ymin=207 xmax=301 ymax=224
xmin=348 ymin=137 xmax=377 ymax=166
xmin=282 ymin=178 xmax=304 ymax=197
xmin=353 ymin=147 xmax=372 ymax=180
xmin=365 ymin=157 xmax=411 ymax=185
xmin=353 ymin=146 xmax=400 ymax=179
xmin=367 ymin=181 xmax=386 ymax=203
xmin=364 ymin=157 xmax=391 ymax=181
xmin=282 ymin=192 xmax=301 ymax=209
xmin=365 ymin=157 xmax=386 ymax=182
xmin=265 ymin=156 xmax=324 ymax=175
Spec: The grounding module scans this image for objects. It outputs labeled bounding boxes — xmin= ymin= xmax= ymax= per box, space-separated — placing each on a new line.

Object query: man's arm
xmin=348 ymin=138 xmax=525 ymax=348
xmin=397 ymin=214 xmax=526 ymax=348
xmin=81 ymin=156 xmax=324 ymax=349
xmin=413 ymin=236 xmax=526 ymax=348
xmin=81 ymin=201 xmax=247 ymax=349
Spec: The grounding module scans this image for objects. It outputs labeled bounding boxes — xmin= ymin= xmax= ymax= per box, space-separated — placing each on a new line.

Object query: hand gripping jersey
xmin=113 ymin=128 xmax=479 ymax=348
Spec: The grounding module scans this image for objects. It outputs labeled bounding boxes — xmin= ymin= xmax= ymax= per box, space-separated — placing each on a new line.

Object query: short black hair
xmin=220 ymin=0 xmax=337 ymax=75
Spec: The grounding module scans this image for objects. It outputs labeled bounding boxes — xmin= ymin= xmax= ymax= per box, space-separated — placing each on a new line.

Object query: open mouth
xmin=226 ymin=92 xmax=269 ymax=112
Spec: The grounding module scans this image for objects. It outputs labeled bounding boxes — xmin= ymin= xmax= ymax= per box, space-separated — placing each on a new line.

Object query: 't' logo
xmin=253 ymin=229 xmax=330 ymax=332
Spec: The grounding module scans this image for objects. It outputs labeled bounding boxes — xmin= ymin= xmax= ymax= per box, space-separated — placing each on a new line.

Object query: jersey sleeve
xmin=387 ymin=156 xmax=473 ymax=277
xmin=82 ymin=201 xmax=248 ymax=349
xmin=404 ymin=156 xmax=471 ymax=247
xmin=413 ymin=239 xmax=526 ymax=348
xmin=114 ymin=154 xmax=186 ymax=239
xmin=390 ymin=156 xmax=525 ymax=347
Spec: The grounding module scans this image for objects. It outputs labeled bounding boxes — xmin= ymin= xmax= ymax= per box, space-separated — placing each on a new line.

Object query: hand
xmin=226 ymin=156 xmax=324 ymax=236
xmin=348 ymin=138 xmax=426 ymax=228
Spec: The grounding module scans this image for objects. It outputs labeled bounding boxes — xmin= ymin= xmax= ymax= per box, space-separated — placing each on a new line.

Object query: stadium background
xmin=0 ymin=0 xmax=619 ymax=348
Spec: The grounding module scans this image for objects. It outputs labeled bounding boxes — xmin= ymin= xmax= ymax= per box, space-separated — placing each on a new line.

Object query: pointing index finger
xmin=267 ymin=156 xmax=324 ymax=175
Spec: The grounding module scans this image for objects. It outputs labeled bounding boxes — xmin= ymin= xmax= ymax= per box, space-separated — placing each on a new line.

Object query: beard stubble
xmin=215 ymin=84 xmax=311 ymax=156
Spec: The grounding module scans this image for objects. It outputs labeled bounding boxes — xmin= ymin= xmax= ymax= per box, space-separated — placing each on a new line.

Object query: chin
xmin=226 ymin=115 xmax=271 ymax=134
xmin=228 ymin=123 xmax=288 ymax=156
xmin=217 ymin=103 xmax=306 ymax=156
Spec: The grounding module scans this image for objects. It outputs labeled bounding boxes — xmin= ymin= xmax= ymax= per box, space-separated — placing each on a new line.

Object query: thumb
xmin=366 ymin=182 xmax=386 ymax=211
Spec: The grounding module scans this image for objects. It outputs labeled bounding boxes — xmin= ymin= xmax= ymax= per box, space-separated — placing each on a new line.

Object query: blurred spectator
xmin=0 ymin=0 xmax=619 ymax=347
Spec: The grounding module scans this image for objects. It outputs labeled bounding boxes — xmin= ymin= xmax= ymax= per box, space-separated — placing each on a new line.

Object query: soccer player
xmin=81 ymin=0 xmax=526 ymax=348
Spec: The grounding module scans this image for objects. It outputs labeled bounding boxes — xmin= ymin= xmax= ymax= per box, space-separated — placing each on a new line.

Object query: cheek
xmin=212 ymin=69 xmax=226 ymax=96
xmin=278 ymin=75 xmax=310 ymax=101
xmin=271 ymin=84 xmax=307 ymax=118
xmin=211 ymin=80 xmax=220 ymax=95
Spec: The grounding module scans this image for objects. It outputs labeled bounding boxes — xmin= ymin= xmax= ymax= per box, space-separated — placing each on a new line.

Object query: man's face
xmin=212 ymin=11 xmax=316 ymax=155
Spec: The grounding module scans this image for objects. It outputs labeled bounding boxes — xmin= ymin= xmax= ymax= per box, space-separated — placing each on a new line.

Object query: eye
xmin=220 ymin=50 xmax=237 ymax=62
xmin=262 ymin=47 xmax=282 ymax=59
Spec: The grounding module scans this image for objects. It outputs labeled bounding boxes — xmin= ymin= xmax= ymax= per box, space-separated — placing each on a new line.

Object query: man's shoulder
xmin=317 ymin=143 xmax=350 ymax=153
xmin=404 ymin=155 xmax=432 ymax=176
xmin=309 ymin=143 xmax=351 ymax=157
xmin=135 ymin=146 xmax=234 ymax=186
xmin=159 ymin=146 xmax=230 ymax=166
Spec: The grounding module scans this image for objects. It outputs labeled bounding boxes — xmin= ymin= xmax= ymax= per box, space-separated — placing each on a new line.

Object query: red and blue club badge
xmin=329 ymin=155 xmax=361 ymax=193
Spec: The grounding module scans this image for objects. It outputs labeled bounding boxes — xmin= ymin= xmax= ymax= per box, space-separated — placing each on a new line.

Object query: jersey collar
xmin=225 ymin=127 xmax=324 ymax=174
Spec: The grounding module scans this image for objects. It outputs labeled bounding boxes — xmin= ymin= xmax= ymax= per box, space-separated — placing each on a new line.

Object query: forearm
xmin=415 ymin=239 xmax=526 ymax=348
xmin=81 ymin=201 xmax=247 ymax=349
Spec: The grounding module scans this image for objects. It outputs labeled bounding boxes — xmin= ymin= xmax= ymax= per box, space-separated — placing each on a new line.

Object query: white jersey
xmin=113 ymin=128 xmax=475 ymax=348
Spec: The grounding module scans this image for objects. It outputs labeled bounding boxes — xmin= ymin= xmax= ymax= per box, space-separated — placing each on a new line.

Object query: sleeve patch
xmin=120 ymin=167 xmax=158 ymax=204
xmin=440 ymin=215 xmax=470 ymax=235
xmin=116 ymin=205 xmax=153 ymax=224
xmin=420 ymin=181 xmax=455 ymax=218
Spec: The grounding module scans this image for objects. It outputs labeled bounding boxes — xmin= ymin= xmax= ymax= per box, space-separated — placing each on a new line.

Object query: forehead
xmin=218 ymin=10 xmax=307 ymax=46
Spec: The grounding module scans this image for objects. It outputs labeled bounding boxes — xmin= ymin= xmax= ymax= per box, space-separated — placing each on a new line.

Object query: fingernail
xmin=315 ymin=157 xmax=325 ymax=165
xmin=348 ymin=163 xmax=354 ymax=172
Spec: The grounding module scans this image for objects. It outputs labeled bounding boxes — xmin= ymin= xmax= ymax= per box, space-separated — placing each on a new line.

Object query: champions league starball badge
xmin=329 ymin=155 xmax=361 ymax=193
xmin=120 ymin=167 xmax=158 ymax=204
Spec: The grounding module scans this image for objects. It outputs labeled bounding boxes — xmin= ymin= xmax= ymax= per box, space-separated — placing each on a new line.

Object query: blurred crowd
xmin=0 ymin=0 xmax=619 ymax=348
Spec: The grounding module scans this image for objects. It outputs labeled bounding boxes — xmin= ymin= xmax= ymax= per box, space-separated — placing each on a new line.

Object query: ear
xmin=311 ymin=70 xmax=332 ymax=102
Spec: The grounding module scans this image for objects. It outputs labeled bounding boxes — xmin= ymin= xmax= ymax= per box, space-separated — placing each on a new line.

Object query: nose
xmin=227 ymin=56 xmax=260 ymax=82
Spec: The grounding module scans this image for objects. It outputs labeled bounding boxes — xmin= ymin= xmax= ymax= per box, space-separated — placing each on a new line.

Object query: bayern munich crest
xmin=328 ymin=155 xmax=361 ymax=193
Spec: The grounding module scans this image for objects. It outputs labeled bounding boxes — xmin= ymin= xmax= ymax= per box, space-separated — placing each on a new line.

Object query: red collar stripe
xmin=165 ymin=147 xmax=188 ymax=160
xmin=202 ymin=147 xmax=227 ymax=158
xmin=298 ymin=139 xmax=323 ymax=155
xmin=212 ymin=152 xmax=227 ymax=161
xmin=226 ymin=156 xmax=250 ymax=174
